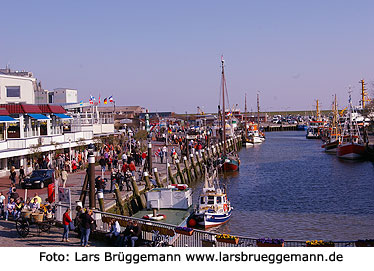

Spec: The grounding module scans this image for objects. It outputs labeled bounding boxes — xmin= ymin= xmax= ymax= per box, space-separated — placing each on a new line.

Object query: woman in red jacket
xmin=62 ymin=208 xmax=72 ymax=242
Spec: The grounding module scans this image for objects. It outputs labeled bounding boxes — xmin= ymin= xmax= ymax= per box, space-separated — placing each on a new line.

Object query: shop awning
xmin=54 ymin=113 xmax=72 ymax=119
xmin=28 ymin=114 xmax=50 ymax=120
xmin=0 ymin=116 xmax=18 ymax=123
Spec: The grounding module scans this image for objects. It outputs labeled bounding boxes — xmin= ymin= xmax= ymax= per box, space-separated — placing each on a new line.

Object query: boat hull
xmin=337 ymin=143 xmax=365 ymax=160
xmin=249 ymin=136 xmax=263 ymax=144
xmin=323 ymin=140 xmax=339 ymax=153
xmin=223 ymin=159 xmax=239 ymax=171
xmin=198 ymin=209 xmax=232 ymax=228
xmin=243 ymin=142 xmax=254 ymax=147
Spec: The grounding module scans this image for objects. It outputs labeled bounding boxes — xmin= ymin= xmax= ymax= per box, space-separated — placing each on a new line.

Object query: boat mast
xmin=360 ymin=79 xmax=368 ymax=109
xmin=316 ymin=99 xmax=321 ymax=121
xmin=221 ymin=56 xmax=226 ymax=156
xmin=245 ymin=93 xmax=248 ymax=138
xmin=332 ymin=94 xmax=338 ymax=141
xmin=257 ymin=92 xmax=260 ymax=127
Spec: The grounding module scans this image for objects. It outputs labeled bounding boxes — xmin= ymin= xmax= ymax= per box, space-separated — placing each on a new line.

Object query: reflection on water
xmin=203 ymin=131 xmax=374 ymax=240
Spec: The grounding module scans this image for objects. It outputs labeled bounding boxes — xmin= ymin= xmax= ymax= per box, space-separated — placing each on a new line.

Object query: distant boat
xmin=306 ymin=99 xmax=325 ymax=139
xmin=296 ymin=124 xmax=308 ymax=131
xmin=306 ymin=121 xmax=324 ymax=139
xmin=322 ymin=94 xmax=340 ymax=153
xmin=193 ymin=169 xmax=233 ymax=228
xmin=337 ymin=93 xmax=366 ymax=160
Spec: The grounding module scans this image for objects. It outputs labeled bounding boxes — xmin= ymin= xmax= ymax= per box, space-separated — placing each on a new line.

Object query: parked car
xmin=20 ymin=169 xmax=55 ymax=189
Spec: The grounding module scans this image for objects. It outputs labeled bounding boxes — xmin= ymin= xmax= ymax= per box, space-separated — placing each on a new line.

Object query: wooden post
xmin=153 ymin=168 xmax=162 ymax=187
xmin=175 ymin=159 xmax=185 ymax=184
xmin=97 ymin=191 xmax=105 ymax=212
xmin=131 ymin=176 xmax=140 ymax=197
xmin=205 ymin=148 xmax=209 ymax=159
xmin=79 ymin=173 xmax=89 ymax=206
xmin=190 ymin=153 xmax=198 ymax=179
xmin=113 ymin=184 xmax=125 ymax=215
xmin=183 ymin=156 xmax=192 ymax=184
xmin=196 ymin=152 xmax=203 ymax=175
xmin=202 ymin=149 xmax=207 ymax=164
xmin=144 ymin=171 xmax=152 ymax=190
xmin=167 ymin=163 xmax=176 ymax=184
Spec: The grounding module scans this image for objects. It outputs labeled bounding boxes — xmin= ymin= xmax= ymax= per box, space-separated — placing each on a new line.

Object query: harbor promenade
xmin=0 ymin=142 xmax=198 ymax=246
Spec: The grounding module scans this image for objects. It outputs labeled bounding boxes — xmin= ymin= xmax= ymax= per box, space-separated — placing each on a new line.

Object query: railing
xmin=54 ymin=206 xmax=355 ymax=247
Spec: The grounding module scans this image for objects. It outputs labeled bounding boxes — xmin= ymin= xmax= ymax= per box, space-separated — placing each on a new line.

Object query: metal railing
xmin=55 ymin=206 xmax=355 ymax=247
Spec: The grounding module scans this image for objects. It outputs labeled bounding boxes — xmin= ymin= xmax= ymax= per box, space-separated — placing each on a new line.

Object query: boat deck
xmin=132 ymin=207 xmax=193 ymax=226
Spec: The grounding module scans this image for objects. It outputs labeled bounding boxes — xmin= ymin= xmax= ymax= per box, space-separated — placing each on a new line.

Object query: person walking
xmin=9 ymin=166 xmax=16 ymax=185
xmin=18 ymin=166 xmax=25 ymax=184
xmin=0 ymin=192 xmax=5 ymax=219
xmin=62 ymin=208 xmax=72 ymax=242
xmin=61 ymin=168 xmax=68 ymax=188
xmin=80 ymin=209 xmax=94 ymax=247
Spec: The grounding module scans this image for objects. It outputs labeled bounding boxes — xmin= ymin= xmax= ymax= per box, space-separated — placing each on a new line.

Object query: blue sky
xmin=1 ymin=1 xmax=374 ymax=113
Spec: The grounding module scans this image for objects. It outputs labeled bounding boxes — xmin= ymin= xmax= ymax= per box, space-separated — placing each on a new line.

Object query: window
xmin=200 ymin=197 xmax=205 ymax=204
xmin=207 ymin=196 xmax=214 ymax=204
xmin=217 ymin=197 xmax=222 ymax=204
xmin=6 ymin=86 xmax=20 ymax=97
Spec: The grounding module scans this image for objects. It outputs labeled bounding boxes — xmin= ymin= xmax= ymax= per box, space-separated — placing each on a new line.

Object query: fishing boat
xmin=337 ymin=93 xmax=366 ymax=160
xmin=219 ymin=56 xmax=240 ymax=171
xmin=322 ymin=94 xmax=340 ymax=153
xmin=306 ymin=100 xmax=325 ymax=139
xmin=192 ymin=169 xmax=233 ymax=228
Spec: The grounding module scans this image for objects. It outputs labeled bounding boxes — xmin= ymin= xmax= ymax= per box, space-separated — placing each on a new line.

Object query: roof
xmin=0 ymin=108 xmax=10 ymax=116
xmin=0 ymin=104 xmax=42 ymax=114
xmin=38 ymin=104 xmax=66 ymax=114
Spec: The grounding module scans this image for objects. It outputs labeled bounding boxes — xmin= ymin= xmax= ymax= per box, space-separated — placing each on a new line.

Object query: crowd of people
xmin=106 ymin=219 xmax=142 ymax=247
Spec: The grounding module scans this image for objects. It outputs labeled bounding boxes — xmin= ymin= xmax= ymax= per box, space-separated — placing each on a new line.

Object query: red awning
xmin=0 ymin=104 xmax=42 ymax=114
xmin=0 ymin=108 xmax=10 ymax=116
xmin=38 ymin=104 xmax=66 ymax=114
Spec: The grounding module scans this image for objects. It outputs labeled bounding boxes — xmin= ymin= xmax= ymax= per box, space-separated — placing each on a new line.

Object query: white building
xmin=0 ymin=74 xmax=36 ymax=104
xmin=53 ymin=88 xmax=78 ymax=104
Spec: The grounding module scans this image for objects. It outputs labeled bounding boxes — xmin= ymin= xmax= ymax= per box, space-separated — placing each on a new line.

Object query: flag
xmin=89 ymin=95 xmax=95 ymax=104
xmin=79 ymin=100 xmax=83 ymax=106
xmin=109 ymin=96 xmax=113 ymax=103
xmin=98 ymin=94 xmax=101 ymax=104
xmin=104 ymin=98 xmax=108 ymax=104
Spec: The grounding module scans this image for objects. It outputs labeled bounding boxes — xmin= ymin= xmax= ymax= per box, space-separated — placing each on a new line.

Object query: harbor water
xmin=201 ymin=131 xmax=374 ymax=241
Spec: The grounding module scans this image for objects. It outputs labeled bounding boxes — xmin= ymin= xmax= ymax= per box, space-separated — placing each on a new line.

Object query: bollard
xmin=183 ymin=156 xmax=192 ymax=184
xmin=97 ymin=191 xmax=105 ymax=212
xmin=144 ymin=171 xmax=152 ymax=190
xmin=88 ymin=154 xmax=96 ymax=210
xmin=167 ymin=163 xmax=176 ymax=184
xmin=175 ymin=159 xmax=185 ymax=184
xmin=190 ymin=154 xmax=199 ymax=179
xmin=113 ymin=184 xmax=125 ymax=215
xmin=153 ymin=168 xmax=162 ymax=187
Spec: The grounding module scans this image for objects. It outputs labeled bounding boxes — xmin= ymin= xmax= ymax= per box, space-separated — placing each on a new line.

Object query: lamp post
xmin=68 ymin=138 xmax=72 ymax=173
xmin=87 ymin=144 xmax=96 ymax=210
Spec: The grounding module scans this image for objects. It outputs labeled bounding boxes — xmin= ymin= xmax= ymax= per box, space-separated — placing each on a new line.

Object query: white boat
xmin=193 ymin=169 xmax=233 ymax=228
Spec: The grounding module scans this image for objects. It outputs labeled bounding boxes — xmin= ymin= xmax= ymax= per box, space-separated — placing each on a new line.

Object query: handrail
xmin=55 ymin=204 xmax=356 ymax=247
